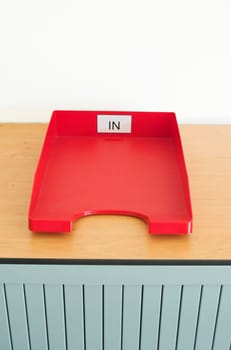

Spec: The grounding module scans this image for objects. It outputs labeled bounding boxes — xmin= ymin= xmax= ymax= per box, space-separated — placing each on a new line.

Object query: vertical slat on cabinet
xmin=84 ymin=285 xmax=102 ymax=350
xmin=44 ymin=284 xmax=66 ymax=350
xmin=177 ymin=285 xmax=201 ymax=350
xmin=212 ymin=286 xmax=231 ymax=349
xmin=104 ymin=285 xmax=122 ymax=350
xmin=194 ymin=285 xmax=221 ymax=350
xmin=139 ymin=285 xmax=162 ymax=350
xmin=64 ymin=285 xmax=85 ymax=350
xmin=122 ymin=285 xmax=142 ymax=350
xmin=4 ymin=284 xmax=30 ymax=350
xmin=24 ymin=284 xmax=48 ymax=350
xmin=158 ymin=285 xmax=182 ymax=350
xmin=0 ymin=284 xmax=12 ymax=350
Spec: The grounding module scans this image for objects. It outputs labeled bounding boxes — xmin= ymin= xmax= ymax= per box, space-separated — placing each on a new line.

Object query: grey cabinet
xmin=1 ymin=263 xmax=231 ymax=350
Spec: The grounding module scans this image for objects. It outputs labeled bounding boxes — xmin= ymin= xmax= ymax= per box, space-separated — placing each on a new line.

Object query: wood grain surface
xmin=0 ymin=123 xmax=231 ymax=260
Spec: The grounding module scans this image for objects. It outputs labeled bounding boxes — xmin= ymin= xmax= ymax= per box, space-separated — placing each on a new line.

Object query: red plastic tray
xmin=29 ymin=111 xmax=192 ymax=234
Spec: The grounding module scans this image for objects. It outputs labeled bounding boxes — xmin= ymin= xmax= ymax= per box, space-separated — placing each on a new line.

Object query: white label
xmin=97 ymin=115 xmax=132 ymax=133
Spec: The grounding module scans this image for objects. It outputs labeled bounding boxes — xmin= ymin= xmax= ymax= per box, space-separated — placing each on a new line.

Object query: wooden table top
xmin=0 ymin=123 xmax=231 ymax=261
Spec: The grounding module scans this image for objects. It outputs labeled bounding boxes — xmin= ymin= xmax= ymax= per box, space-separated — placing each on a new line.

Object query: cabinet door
xmin=0 ymin=264 xmax=231 ymax=350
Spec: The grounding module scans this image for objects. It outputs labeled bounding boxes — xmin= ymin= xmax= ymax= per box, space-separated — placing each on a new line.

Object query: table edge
xmin=0 ymin=258 xmax=231 ymax=265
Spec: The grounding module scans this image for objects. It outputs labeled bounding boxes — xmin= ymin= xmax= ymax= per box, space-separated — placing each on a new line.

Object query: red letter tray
xmin=29 ymin=111 xmax=192 ymax=234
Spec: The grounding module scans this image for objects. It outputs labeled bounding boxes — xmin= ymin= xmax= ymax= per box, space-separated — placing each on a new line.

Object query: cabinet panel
xmin=177 ymin=285 xmax=201 ymax=350
xmin=0 ymin=284 xmax=12 ymax=350
xmin=194 ymin=285 xmax=221 ymax=350
xmin=4 ymin=284 xmax=30 ymax=350
xmin=122 ymin=285 xmax=142 ymax=350
xmin=44 ymin=284 xmax=66 ymax=350
xmin=212 ymin=285 xmax=231 ymax=349
xmin=64 ymin=285 xmax=85 ymax=350
xmin=25 ymin=284 xmax=48 ymax=350
xmin=104 ymin=285 xmax=122 ymax=350
xmin=84 ymin=285 xmax=102 ymax=350
xmin=140 ymin=285 xmax=162 ymax=350
xmin=158 ymin=285 xmax=182 ymax=350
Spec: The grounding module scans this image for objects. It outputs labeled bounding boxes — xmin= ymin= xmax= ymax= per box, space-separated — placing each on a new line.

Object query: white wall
xmin=0 ymin=0 xmax=231 ymax=123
